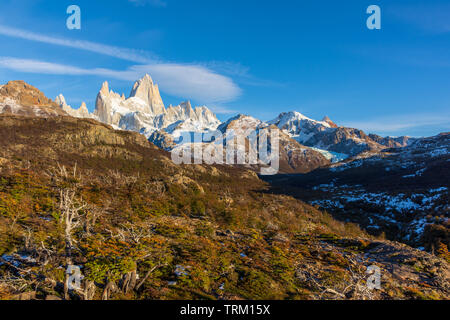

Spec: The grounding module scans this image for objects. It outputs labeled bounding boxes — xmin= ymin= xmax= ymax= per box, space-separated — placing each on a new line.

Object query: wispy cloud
xmin=343 ymin=113 xmax=450 ymax=135
xmin=0 ymin=57 xmax=241 ymax=103
xmin=0 ymin=24 xmax=156 ymax=63
xmin=0 ymin=24 xmax=243 ymax=103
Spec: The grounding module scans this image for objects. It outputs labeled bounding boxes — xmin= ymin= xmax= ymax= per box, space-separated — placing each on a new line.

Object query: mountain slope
xmin=268 ymin=112 xmax=412 ymax=161
xmin=0 ymin=114 xmax=448 ymax=301
xmin=0 ymin=82 xmax=448 ymax=300
xmin=169 ymin=114 xmax=331 ymax=174
xmin=0 ymin=81 xmax=66 ymax=117
xmin=92 ymin=75 xmax=220 ymax=138
xmin=265 ymin=133 xmax=450 ymax=251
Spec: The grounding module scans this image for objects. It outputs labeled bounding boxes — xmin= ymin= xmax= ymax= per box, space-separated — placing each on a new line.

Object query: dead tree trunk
xmin=59 ymin=189 xmax=86 ymax=300
xmin=102 ymin=280 xmax=117 ymax=301
xmin=83 ymin=280 xmax=96 ymax=301
xmin=120 ymin=270 xmax=137 ymax=294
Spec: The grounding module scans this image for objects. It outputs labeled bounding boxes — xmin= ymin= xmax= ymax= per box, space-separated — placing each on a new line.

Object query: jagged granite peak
xmin=94 ymin=82 xmax=114 ymax=124
xmin=91 ymin=76 xmax=220 ymax=141
xmin=55 ymin=94 xmax=93 ymax=119
xmin=129 ymin=74 xmax=165 ymax=115
xmin=100 ymin=81 xmax=110 ymax=96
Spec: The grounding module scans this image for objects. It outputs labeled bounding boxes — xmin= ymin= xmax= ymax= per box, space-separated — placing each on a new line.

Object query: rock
xmin=55 ymin=94 xmax=94 ymax=119
xmin=322 ymin=116 xmax=338 ymax=128
xmin=91 ymin=75 xmax=220 ymax=141
xmin=0 ymin=81 xmax=66 ymax=117
xmin=129 ymin=74 xmax=165 ymax=115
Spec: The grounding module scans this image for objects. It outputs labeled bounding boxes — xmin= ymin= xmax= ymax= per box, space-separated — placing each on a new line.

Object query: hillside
xmin=265 ymin=133 xmax=450 ymax=252
xmin=0 ymin=115 xmax=448 ymax=300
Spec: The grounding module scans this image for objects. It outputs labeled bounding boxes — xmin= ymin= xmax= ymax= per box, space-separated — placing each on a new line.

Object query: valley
xmin=0 ymin=78 xmax=448 ymax=300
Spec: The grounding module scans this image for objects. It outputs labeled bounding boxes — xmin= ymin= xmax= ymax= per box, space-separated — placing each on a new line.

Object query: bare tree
xmin=59 ymin=188 xmax=86 ymax=300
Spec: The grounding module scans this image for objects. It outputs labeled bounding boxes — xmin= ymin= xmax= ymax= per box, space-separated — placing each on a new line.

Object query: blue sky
xmin=0 ymin=0 xmax=449 ymax=137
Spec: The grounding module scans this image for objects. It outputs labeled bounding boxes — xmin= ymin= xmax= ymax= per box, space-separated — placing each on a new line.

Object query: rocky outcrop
xmin=269 ymin=111 xmax=394 ymax=158
xmin=55 ymin=94 xmax=93 ymax=119
xmin=369 ymin=133 xmax=413 ymax=148
xmin=92 ymin=75 xmax=221 ymax=140
xmin=129 ymin=74 xmax=165 ymax=115
xmin=0 ymin=81 xmax=66 ymax=117
xmin=322 ymin=116 xmax=338 ymax=128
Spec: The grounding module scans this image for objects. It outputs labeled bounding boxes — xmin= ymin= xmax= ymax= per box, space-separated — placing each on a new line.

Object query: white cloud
xmin=0 ymin=24 xmax=242 ymax=102
xmin=0 ymin=57 xmax=241 ymax=103
xmin=0 ymin=24 xmax=155 ymax=63
xmin=130 ymin=64 xmax=241 ymax=102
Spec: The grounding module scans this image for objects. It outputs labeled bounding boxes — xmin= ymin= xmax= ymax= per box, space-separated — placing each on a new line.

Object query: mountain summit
xmin=91 ymin=75 xmax=220 ymax=138
xmin=0 ymin=80 xmax=65 ymax=117
xmin=129 ymin=74 xmax=165 ymax=115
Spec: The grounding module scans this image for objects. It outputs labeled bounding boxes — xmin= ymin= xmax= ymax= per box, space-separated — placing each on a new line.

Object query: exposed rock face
xmin=148 ymin=130 xmax=176 ymax=150
xmin=305 ymin=127 xmax=384 ymax=156
xmin=129 ymin=74 xmax=165 ymax=115
xmin=369 ymin=133 xmax=414 ymax=148
xmin=0 ymin=81 xmax=66 ymax=117
xmin=55 ymin=94 xmax=93 ymax=119
xmin=322 ymin=116 xmax=338 ymax=128
xmin=269 ymin=111 xmax=395 ymax=160
xmin=171 ymin=114 xmax=330 ymax=174
xmin=91 ymin=75 xmax=221 ymax=140
xmin=267 ymin=132 xmax=450 ymax=249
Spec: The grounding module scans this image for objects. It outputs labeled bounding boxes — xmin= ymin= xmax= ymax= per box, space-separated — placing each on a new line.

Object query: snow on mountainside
xmin=0 ymin=77 xmax=424 ymax=175
xmin=268 ymin=111 xmax=331 ymax=143
xmin=183 ymin=114 xmax=332 ymax=174
xmin=70 ymin=74 xmax=221 ymax=140
xmin=265 ymin=132 xmax=450 ymax=249
xmin=268 ymin=111 xmax=412 ymax=162
xmin=82 ymin=77 xmax=330 ymax=173
xmin=50 ymin=75 xmax=413 ymax=168
xmin=55 ymin=94 xmax=95 ymax=119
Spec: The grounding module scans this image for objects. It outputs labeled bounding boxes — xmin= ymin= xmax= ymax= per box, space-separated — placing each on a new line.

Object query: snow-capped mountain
xmin=268 ymin=111 xmax=333 ymax=143
xmin=51 ymin=75 xmax=411 ymax=168
xmin=60 ymin=74 xmax=221 ymax=141
xmin=0 ymin=77 xmax=427 ymax=175
xmin=268 ymin=111 xmax=412 ymax=162
xmin=55 ymin=94 xmax=94 ymax=119
xmin=170 ymin=114 xmax=331 ymax=174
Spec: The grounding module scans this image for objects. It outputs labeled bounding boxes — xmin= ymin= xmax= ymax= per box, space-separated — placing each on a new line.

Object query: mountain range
xmin=0 ymin=76 xmax=448 ymax=243
xmin=49 ymin=75 xmax=414 ymax=173
xmin=0 ymin=76 xmax=448 ymax=300
xmin=0 ymin=75 xmax=417 ymax=174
